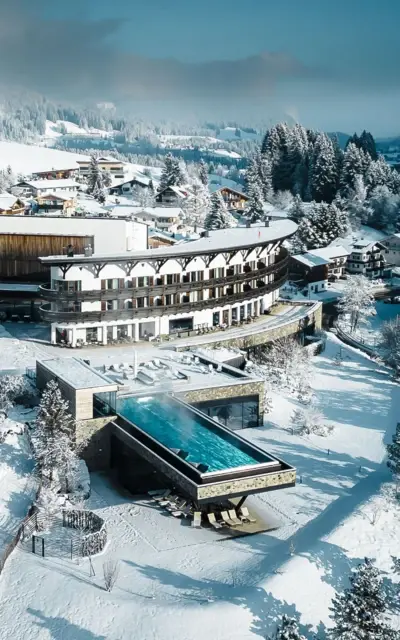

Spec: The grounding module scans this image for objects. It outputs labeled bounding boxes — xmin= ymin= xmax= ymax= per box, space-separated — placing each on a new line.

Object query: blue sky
xmin=3 ymin=0 xmax=400 ymax=134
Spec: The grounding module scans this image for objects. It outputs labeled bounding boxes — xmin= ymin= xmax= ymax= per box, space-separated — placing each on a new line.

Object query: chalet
xmin=33 ymin=193 xmax=77 ymax=216
xmin=31 ymin=168 xmax=78 ymax=180
xmin=109 ymin=174 xmax=152 ymax=196
xmin=148 ymin=229 xmax=179 ymax=248
xmin=0 ymin=194 xmax=26 ymax=215
xmin=307 ymin=245 xmax=350 ymax=279
xmin=381 ymin=233 xmax=400 ymax=266
xmin=155 ymin=185 xmax=189 ymax=207
xmin=213 ymin=186 xmax=249 ymax=211
xmin=76 ymin=156 xmax=126 ymax=180
xmin=130 ymin=207 xmax=183 ymax=233
xmin=347 ymin=240 xmax=389 ymax=279
xmin=290 ymin=253 xmax=329 ymax=295
xmin=11 ymin=179 xmax=80 ymax=198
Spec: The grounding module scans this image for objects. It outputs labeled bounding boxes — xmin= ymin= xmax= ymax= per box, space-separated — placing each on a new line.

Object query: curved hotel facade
xmin=39 ymin=220 xmax=297 ymax=346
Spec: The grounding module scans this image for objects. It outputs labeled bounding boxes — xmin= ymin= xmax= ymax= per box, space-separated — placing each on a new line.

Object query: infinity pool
xmin=117 ymin=395 xmax=270 ymax=472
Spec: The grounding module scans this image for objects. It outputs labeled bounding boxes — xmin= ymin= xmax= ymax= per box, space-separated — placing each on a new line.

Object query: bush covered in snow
xmin=291 ymin=403 xmax=333 ymax=437
xmin=0 ymin=374 xmax=25 ymax=420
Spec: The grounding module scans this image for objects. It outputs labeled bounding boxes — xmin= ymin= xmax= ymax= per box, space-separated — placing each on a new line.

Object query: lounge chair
xmin=228 ymin=509 xmax=243 ymax=526
xmin=171 ymin=505 xmax=192 ymax=518
xmin=239 ymin=506 xmax=256 ymax=523
xmin=220 ymin=511 xmax=239 ymax=527
xmin=192 ymin=511 xmax=202 ymax=528
xmin=207 ymin=513 xmax=225 ymax=529
xmin=153 ymin=490 xmax=172 ymax=502
xmin=166 ymin=498 xmax=187 ymax=512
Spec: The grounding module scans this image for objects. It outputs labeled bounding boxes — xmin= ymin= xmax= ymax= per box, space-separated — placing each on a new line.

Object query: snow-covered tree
xmin=288 ymin=194 xmax=305 ymax=222
xmin=35 ymin=380 xmax=75 ymax=442
xmin=274 ymin=190 xmax=294 ymax=211
xmin=269 ymin=614 xmax=306 ymax=640
xmin=329 ymin=558 xmax=393 ymax=640
xmin=337 ymin=275 xmax=375 ymax=333
xmin=158 ymin=153 xmax=186 ymax=192
xmin=183 ymin=177 xmax=210 ymax=227
xmin=198 ymin=159 xmax=209 ymax=187
xmin=368 ymin=186 xmax=400 ymax=231
xmin=311 ymin=133 xmax=339 ymax=203
xmin=340 ymin=143 xmax=368 ymax=196
xmin=296 ymin=202 xmax=348 ymax=250
xmin=366 ymin=157 xmax=393 ymax=194
xmin=246 ymin=181 xmax=265 ymax=222
xmin=380 ymin=320 xmax=400 ymax=372
xmin=87 ymin=155 xmax=103 ymax=194
xmin=204 ymin=192 xmax=234 ymax=230
xmin=0 ymin=375 xmax=25 ymax=419
xmin=259 ymin=153 xmax=274 ymax=202
xmin=387 ymin=423 xmax=400 ymax=478
xmin=35 ymin=486 xmax=60 ymax=528
xmin=101 ymin=170 xmax=112 ymax=189
xmin=346 ymin=174 xmax=372 ymax=228
xmin=249 ymin=337 xmax=314 ymax=395
xmin=291 ymin=402 xmax=332 ymax=437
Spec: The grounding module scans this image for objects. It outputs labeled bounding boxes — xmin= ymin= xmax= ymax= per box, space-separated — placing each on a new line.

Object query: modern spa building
xmin=38 ymin=220 xmax=297 ymax=346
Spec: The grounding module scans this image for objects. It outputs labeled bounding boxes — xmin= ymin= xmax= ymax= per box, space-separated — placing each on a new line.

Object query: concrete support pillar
xmin=69 ymin=327 xmax=77 ymax=348
xmin=102 ymin=326 xmax=108 ymax=345
xmin=51 ymin=324 xmax=57 ymax=345
xmin=127 ymin=324 xmax=132 ymax=338
xmin=112 ymin=325 xmax=118 ymax=340
xmin=133 ymin=322 xmax=139 ymax=342
xmin=97 ymin=327 xmax=102 ymax=342
xmin=154 ymin=317 xmax=160 ymax=337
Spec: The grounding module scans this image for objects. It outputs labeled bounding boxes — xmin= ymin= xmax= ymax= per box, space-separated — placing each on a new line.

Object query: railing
xmin=39 ymin=252 xmax=289 ymax=302
xmin=39 ymin=272 xmax=288 ymax=323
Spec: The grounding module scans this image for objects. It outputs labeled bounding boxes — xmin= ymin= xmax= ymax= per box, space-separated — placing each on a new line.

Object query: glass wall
xmin=193 ymin=395 xmax=259 ymax=430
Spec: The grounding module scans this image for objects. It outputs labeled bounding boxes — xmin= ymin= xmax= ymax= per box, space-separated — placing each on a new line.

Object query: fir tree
xmin=158 ymin=153 xmax=186 ymax=192
xmin=387 ymin=423 xmax=400 ymax=477
xmin=204 ymin=192 xmax=233 ymax=230
xmin=101 ymin=170 xmax=112 ymax=189
xmin=366 ymin=157 xmax=393 ymax=194
xmin=199 ymin=159 xmax=209 ymax=187
xmin=246 ymin=181 xmax=265 ymax=222
xmin=311 ymin=133 xmax=339 ymax=203
xmin=297 ymin=202 xmax=348 ymax=250
xmin=259 ymin=153 xmax=274 ymax=202
xmin=270 ymin=614 xmax=306 ymax=640
xmin=288 ymin=195 xmax=305 ymax=222
xmin=35 ymin=380 xmax=75 ymax=442
xmin=183 ymin=177 xmax=210 ymax=227
xmin=329 ymin=558 xmax=393 ymax=640
xmin=87 ymin=155 xmax=103 ymax=194
xmin=340 ymin=143 xmax=367 ymax=196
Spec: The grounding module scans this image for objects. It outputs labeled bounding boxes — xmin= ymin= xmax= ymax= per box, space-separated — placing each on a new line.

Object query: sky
xmin=1 ymin=0 xmax=399 ymax=135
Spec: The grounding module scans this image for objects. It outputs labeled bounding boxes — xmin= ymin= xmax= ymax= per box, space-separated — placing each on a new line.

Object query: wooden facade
xmin=0 ymin=199 xmax=25 ymax=216
xmin=0 ymin=234 xmax=93 ymax=281
xmin=218 ymin=187 xmax=249 ymax=210
xmin=32 ymin=169 xmax=77 ymax=180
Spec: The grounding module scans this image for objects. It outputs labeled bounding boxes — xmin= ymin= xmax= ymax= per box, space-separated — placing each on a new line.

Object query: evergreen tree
xmin=340 ymin=143 xmax=367 ymax=196
xmin=288 ymin=194 xmax=305 ymax=222
xmin=346 ymin=175 xmax=372 ymax=227
xmin=347 ymin=130 xmax=378 ymax=160
xmin=297 ymin=202 xmax=348 ymax=250
xmin=204 ymin=192 xmax=234 ymax=230
xmin=259 ymin=153 xmax=274 ymax=202
xmin=87 ymin=155 xmax=103 ymax=194
xmin=270 ymin=614 xmax=306 ymax=640
xmin=337 ymin=275 xmax=375 ymax=333
xmin=366 ymin=157 xmax=393 ymax=193
xmin=386 ymin=422 xmax=400 ymax=477
xmin=246 ymin=181 xmax=265 ymax=222
xmin=183 ymin=177 xmax=210 ymax=227
xmin=101 ymin=170 xmax=112 ymax=189
xmin=199 ymin=159 xmax=209 ymax=187
xmin=329 ymin=558 xmax=392 ymax=640
xmin=245 ymin=156 xmax=263 ymax=196
xmin=158 ymin=153 xmax=186 ymax=192
xmin=368 ymin=186 xmax=400 ymax=231
xmin=311 ymin=133 xmax=339 ymax=203
xmin=35 ymin=380 xmax=75 ymax=442
xmin=289 ymin=124 xmax=310 ymax=198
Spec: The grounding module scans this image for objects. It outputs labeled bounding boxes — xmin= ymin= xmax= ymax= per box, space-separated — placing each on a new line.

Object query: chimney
xmin=203 ymin=229 xmax=210 ymax=237
xmin=246 ymin=220 xmax=251 ymax=228
xmin=84 ymin=244 xmax=93 ymax=257
xmin=265 ymin=219 xmax=270 ymax=227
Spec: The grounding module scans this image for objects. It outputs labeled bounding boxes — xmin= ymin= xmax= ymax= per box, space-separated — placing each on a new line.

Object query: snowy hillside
xmin=218 ymin=126 xmax=259 ymax=141
xmin=0 ymin=141 xmax=89 ymax=175
xmin=44 ymin=120 xmax=112 ymax=140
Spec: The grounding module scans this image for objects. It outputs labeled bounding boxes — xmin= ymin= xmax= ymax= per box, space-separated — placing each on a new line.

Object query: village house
xmin=109 ymin=174 xmax=152 ymax=196
xmin=0 ymin=194 xmax=26 ymax=215
xmin=381 ymin=233 xmax=400 ymax=266
xmin=31 ymin=167 xmax=78 ymax=180
xmin=11 ymin=179 xmax=80 ymax=198
xmin=32 ymin=193 xmax=77 ymax=216
xmin=307 ymin=245 xmax=350 ymax=279
xmin=347 ymin=239 xmax=389 ymax=279
xmin=76 ymin=156 xmax=127 ymax=180
xmin=129 ymin=207 xmax=183 ymax=233
xmin=290 ymin=253 xmax=330 ymax=295
xmin=148 ymin=229 xmax=179 ymax=248
xmin=212 ymin=186 xmax=249 ymax=211
xmin=155 ymin=185 xmax=189 ymax=207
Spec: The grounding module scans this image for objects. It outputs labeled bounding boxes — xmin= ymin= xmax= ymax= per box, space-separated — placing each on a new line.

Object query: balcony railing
xmin=39 ymin=251 xmax=289 ymax=302
xmin=39 ymin=272 xmax=288 ymax=324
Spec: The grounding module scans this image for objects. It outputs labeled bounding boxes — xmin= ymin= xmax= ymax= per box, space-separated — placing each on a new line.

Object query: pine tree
xmin=259 ymin=153 xmax=274 ymax=202
xmin=246 ymin=181 xmax=265 ymax=222
xmin=387 ymin=423 xmax=400 ymax=477
xmin=311 ymin=133 xmax=339 ymax=203
xmin=204 ymin=192 xmax=234 ymax=230
xmin=368 ymin=186 xmax=399 ymax=231
xmin=35 ymin=380 xmax=75 ymax=442
xmin=199 ymin=159 xmax=209 ymax=187
xmin=296 ymin=202 xmax=348 ymax=250
xmin=346 ymin=175 xmax=372 ymax=228
xmin=101 ymin=170 xmax=112 ymax=189
xmin=87 ymin=155 xmax=103 ymax=194
xmin=329 ymin=558 xmax=393 ymax=640
xmin=270 ymin=614 xmax=306 ymax=640
xmin=366 ymin=157 xmax=393 ymax=194
xmin=288 ymin=194 xmax=305 ymax=222
xmin=158 ymin=153 xmax=186 ymax=192
xmin=183 ymin=177 xmax=210 ymax=226
xmin=340 ymin=143 xmax=367 ymax=196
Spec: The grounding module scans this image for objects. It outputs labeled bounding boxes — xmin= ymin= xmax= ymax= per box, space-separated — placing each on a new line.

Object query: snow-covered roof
xmin=292 ymin=253 xmax=330 ymax=268
xmin=40 ymin=219 xmax=298 ymax=264
xmin=111 ymin=174 xmax=151 ymax=188
xmin=0 ymin=194 xmax=22 ymax=209
xmin=132 ymin=207 xmax=182 ymax=219
xmin=308 ymin=245 xmax=350 ymax=261
xmin=158 ymin=185 xmax=188 ymax=198
xmin=38 ymin=192 xmax=77 ymax=201
xmin=18 ymin=179 xmax=80 ymax=190
xmin=267 ymin=210 xmax=288 ymax=219
xmin=351 ymin=239 xmax=385 ymax=251
xmin=210 ymin=185 xmax=248 ymax=198
xmin=77 ymin=156 xmax=123 ymax=165
xmin=38 ymin=357 xmax=118 ymax=391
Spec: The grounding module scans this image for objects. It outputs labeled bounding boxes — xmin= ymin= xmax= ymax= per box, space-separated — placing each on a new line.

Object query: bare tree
xmin=103 ymin=558 xmax=120 ymax=592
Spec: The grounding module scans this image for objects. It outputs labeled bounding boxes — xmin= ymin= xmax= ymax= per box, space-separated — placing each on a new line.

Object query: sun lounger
xmin=239 ymin=507 xmax=256 ymax=523
xmin=166 ymin=498 xmax=187 ymax=512
xmin=153 ymin=490 xmax=172 ymax=502
xmin=171 ymin=505 xmax=192 ymax=518
xmin=228 ymin=509 xmax=243 ymax=526
xmin=192 ymin=511 xmax=202 ymax=528
xmin=207 ymin=513 xmax=225 ymax=529
xmin=220 ymin=511 xmax=239 ymax=527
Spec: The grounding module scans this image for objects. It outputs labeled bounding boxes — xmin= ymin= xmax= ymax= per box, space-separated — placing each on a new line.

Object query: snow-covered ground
xmin=0 ymin=141 xmax=89 ymax=175
xmin=0 ymin=334 xmax=399 ymax=638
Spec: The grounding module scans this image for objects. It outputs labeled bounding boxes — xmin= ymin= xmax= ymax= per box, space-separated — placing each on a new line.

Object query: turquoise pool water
xmin=117 ymin=396 xmax=267 ymax=472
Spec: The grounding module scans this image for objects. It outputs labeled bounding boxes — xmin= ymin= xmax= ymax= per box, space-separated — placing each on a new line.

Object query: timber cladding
xmin=0 ymin=233 xmax=93 ymax=280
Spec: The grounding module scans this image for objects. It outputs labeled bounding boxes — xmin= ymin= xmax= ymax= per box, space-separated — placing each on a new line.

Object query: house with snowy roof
xmin=11 ymin=179 xmax=80 ymax=198
xmin=210 ymin=185 xmax=249 ymax=211
xmin=381 ymin=233 xmax=400 ymax=266
xmin=307 ymin=245 xmax=350 ymax=279
xmin=155 ymin=185 xmax=189 ymax=207
xmin=0 ymin=194 xmax=26 ymax=215
xmin=109 ymin=174 xmax=152 ymax=196
xmin=76 ymin=156 xmax=127 ymax=180
xmin=290 ymin=252 xmax=330 ymax=295
xmin=346 ymin=239 xmax=389 ymax=279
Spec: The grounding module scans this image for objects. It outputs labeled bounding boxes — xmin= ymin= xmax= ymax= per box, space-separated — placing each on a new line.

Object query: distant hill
xmin=327 ymin=131 xmax=351 ymax=149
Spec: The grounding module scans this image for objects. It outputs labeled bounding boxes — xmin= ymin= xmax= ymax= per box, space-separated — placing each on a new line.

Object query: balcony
xmin=39 ymin=251 xmax=289 ymax=302
xmin=39 ymin=272 xmax=288 ymax=324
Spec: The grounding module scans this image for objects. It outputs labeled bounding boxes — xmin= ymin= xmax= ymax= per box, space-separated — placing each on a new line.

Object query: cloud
xmin=0 ymin=0 xmax=318 ymax=103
